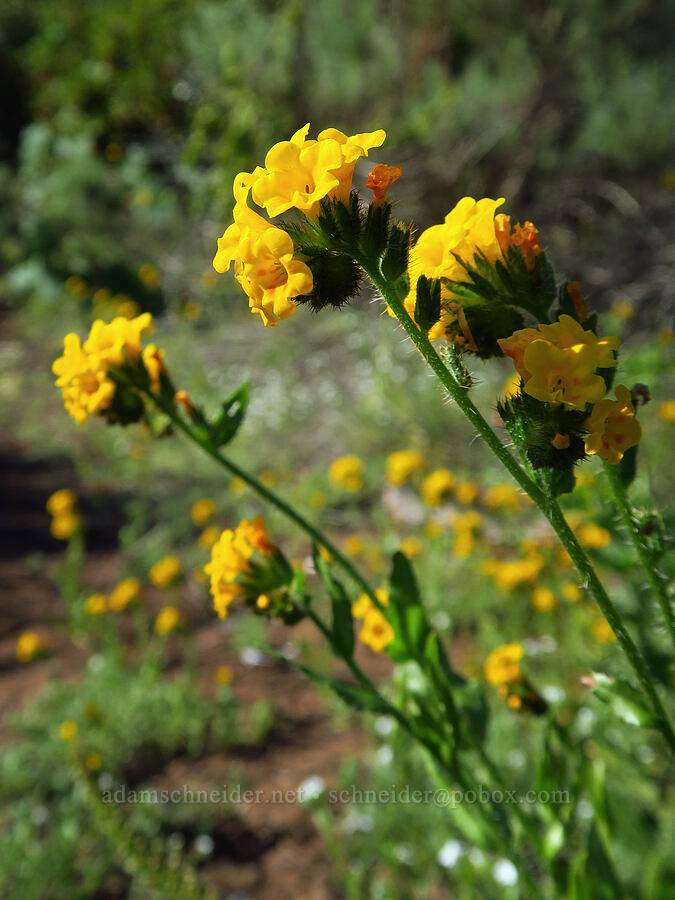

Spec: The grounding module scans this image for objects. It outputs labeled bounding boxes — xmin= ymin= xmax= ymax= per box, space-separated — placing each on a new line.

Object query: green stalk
xmin=146 ymin=392 xmax=380 ymax=609
xmin=363 ymin=261 xmax=675 ymax=754
xmin=603 ymin=463 xmax=675 ymax=647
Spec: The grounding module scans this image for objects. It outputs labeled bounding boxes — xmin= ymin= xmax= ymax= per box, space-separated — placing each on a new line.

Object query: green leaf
xmin=210 ymin=381 xmax=249 ymax=448
xmin=282 ymin=657 xmax=390 ymax=713
xmin=387 ymin=552 xmax=429 ymax=662
xmin=615 ymin=444 xmax=638 ymax=488
xmin=312 ymin=545 xmax=355 ymax=658
xmin=592 ymin=672 xmax=657 ymax=728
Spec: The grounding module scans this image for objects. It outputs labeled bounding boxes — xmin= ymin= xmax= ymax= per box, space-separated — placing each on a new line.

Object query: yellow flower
xmin=352 ymin=588 xmax=389 ymax=619
xmin=213 ymin=172 xmax=314 ymax=326
xmin=59 ymin=720 xmax=78 ymax=741
xmin=451 ymin=510 xmax=482 ymax=558
xmin=481 ymin=554 xmax=544 ymax=592
xmin=154 ymin=605 xmax=182 ymax=635
xmin=386 ymin=449 xmax=426 ymax=486
xmin=591 ymin=618 xmax=615 ymax=642
xmin=502 ymin=371 xmax=521 ymax=399
xmin=577 ymin=523 xmax=611 ymax=549
xmin=199 ymin=526 xmax=221 ymax=550
xmin=366 ymin=164 xmax=402 ymax=206
xmin=401 ymin=197 xmax=505 ymax=340
xmin=424 ymin=519 xmax=444 ymax=538
xmin=50 ymin=512 xmax=81 ymax=540
xmin=215 ymin=664 xmax=234 ymax=685
xmin=230 ymin=476 xmax=247 ymax=496
xmin=85 ymin=751 xmax=102 ymax=771
xmin=484 ymin=642 xmax=523 ymax=686
xmin=399 ymin=536 xmax=423 ymax=558
xmin=494 ymin=214 xmax=540 ymax=268
xmin=85 ymin=593 xmax=108 ymax=615
xmin=149 ymin=556 xmax=182 ymax=588
xmin=138 ymin=263 xmax=161 ymax=289
xmin=561 ymin=581 xmax=582 ymax=603
xmin=659 ymin=399 xmax=675 ymax=423
xmin=205 ymin=517 xmax=273 ymax=618
xmin=65 ymin=275 xmax=90 ymax=299
xmin=358 ymin=607 xmax=394 ymax=653
xmin=343 ymin=534 xmax=364 ymax=556
xmin=584 ymin=385 xmax=642 ymax=464
xmin=454 ymin=481 xmax=478 ymax=506
xmin=141 ymin=344 xmax=165 ymax=391
xmin=16 ymin=630 xmax=48 ymax=663
xmin=250 ymin=124 xmax=386 ymax=218
xmin=611 ymin=300 xmax=634 ymax=321
xmin=109 ymin=578 xmax=141 ymax=612
xmin=256 ymin=594 xmax=271 ymax=609
xmin=191 ymin=498 xmax=216 ymax=526
xmin=260 ymin=469 xmax=277 ymax=487
xmin=421 ymin=469 xmax=455 ymax=507
xmin=532 ymin=586 xmax=556 ymax=612
xmin=483 ymin=484 xmax=520 ymax=511
xmin=46 ymin=488 xmax=77 ymax=517
xmin=329 ymin=455 xmax=364 ymax=492
xmin=53 ymin=313 xmax=153 ymax=424
xmin=499 ymin=315 xmax=620 ymax=409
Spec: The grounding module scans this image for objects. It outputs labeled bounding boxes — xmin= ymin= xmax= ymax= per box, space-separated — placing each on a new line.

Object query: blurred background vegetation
xmin=1 ymin=2 xmax=674 ymax=898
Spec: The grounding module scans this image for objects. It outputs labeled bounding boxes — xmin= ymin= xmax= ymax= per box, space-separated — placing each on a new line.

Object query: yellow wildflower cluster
xmin=59 ymin=720 xmax=78 ymax=741
xmin=452 ymin=510 xmax=482 ymax=559
xmin=46 ymin=488 xmax=81 ymax=540
xmin=481 ymin=552 xmax=544 ymax=592
xmin=191 ymin=498 xmax=216 ymax=526
xmin=584 ymin=386 xmax=642 ymax=465
xmin=421 ymin=468 xmax=455 ymax=507
xmin=53 ymin=313 xmax=161 ymax=424
xmin=494 ymin=214 xmax=541 ymax=269
xmin=499 ymin=315 xmax=619 ymax=410
xmin=329 ymin=454 xmax=364 ymax=492
xmin=386 ymin=449 xmax=426 ymax=486
xmin=85 ymin=593 xmax=107 ymax=615
xmin=483 ymin=484 xmax=522 ymax=511
xmin=149 ymin=556 xmax=183 ymax=588
xmin=213 ymin=126 xmax=385 ymax=326
xmin=16 ymin=630 xmax=49 ymax=663
xmin=484 ymin=642 xmax=523 ymax=686
xmin=109 ymin=578 xmax=141 ymax=611
xmin=205 ymin=517 xmax=274 ymax=618
xmin=352 ymin=589 xmax=393 ymax=654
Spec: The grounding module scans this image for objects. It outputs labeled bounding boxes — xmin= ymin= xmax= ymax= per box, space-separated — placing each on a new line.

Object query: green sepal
xmin=615 ymin=444 xmax=638 ymax=488
xmin=209 ymin=380 xmax=249 ymax=448
xmin=295 ymin=248 xmax=362 ymax=312
xmin=414 ymin=275 xmax=441 ymax=334
xmin=361 ymin=200 xmax=392 ymax=260
xmin=381 ymin=222 xmax=412 ymax=283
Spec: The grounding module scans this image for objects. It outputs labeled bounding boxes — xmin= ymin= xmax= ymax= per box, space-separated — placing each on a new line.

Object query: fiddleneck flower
xmin=584 ymin=385 xmax=642 ymax=464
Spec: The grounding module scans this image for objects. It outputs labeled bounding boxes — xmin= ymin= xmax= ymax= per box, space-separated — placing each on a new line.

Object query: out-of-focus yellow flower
xmin=201 ymin=268 xmax=219 ymax=290
xmin=318 ymin=544 xmax=333 ymax=562
xmin=658 ymin=399 xmax=675 ymax=423
xmin=329 ymin=454 xmax=363 ymax=492
xmin=85 ymin=751 xmax=102 ymax=771
xmin=53 ymin=314 xmax=153 ymax=424
xmin=149 ymin=556 xmax=182 ymax=588
xmin=577 ymin=523 xmax=611 ymax=549
xmin=16 ymin=630 xmax=48 ymax=663
xmin=424 ymin=519 xmax=444 ymax=538
xmin=191 ymin=498 xmax=216 ymax=526
xmin=213 ymin=172 xmax=314 ymax=327
xmin=259 ymin=469 xmax=276 ymax=487
xmin=402 ymin=197 xmax=505 ymax=340
xmin=575 ymin=470 xmax=595 ymax=488
xmin=421 ymin=469 xmax=455 ymax=507
xmin=352 ymin=588 xmax=388 ymax=619
xmin=256 ymin=594 xmax=271 ymax=609
xmin=556 ymin=546 xmax=573 ymax=569
xmin=454 ymin=481 xmax=478 ymax=506
xmin=114 ymin=297 xmax=142 ymax=319
xmin=592 ymin=618 xmax=615 ymax=642
xmin=199 ymin=526 xmax=221 ymax=550
xmin=561 ymin=581 xmax=582 ymax=603
xmin=65 ymin=276 xmax=90 ymax=299
xmin=385 ymin=449 xmax=426 ymax=486
xmin=230 ymin=476 xmax=247 ymax=496
xmin=483 ymin=484 xmax=520 ymax=511
xmin=182 ymin=301 xmax=202 ymax=320
xmin=502 ymin=371 xmax=521 ymax=399
xmin=657 ymin=327 xmax=674 ymax=345
xmin=50 ymin=512 xmax=81 ymax=540
xmin=85 ymin=593 xmax=108 ymax=616
xmin=611 ymin=300 xmax=634 ymax=321
xmin=46 ymin=489 xmax=77 ymax=517
xmin=205 ymin=517 xmax=273 ymax=618
xmin=366 ymin=163 xmax=402 ymax=206
xmin=109 ymin=578 xmax=140 ymax=612
xmin=59 ymin=720 xmax=78 ymax=741
xmin=452 ymin=510 xmax=482 ymax=558
xmin=481 ymin=554 xmax=544 ymax=592
xmin=484 ymin=643 xmax=523 ymax=686
xmin=532 ymin=586 xmax=556 ymax=612
xmin=358 ymin=607 xmax=394 ymax=653
xmin=215 ymin=664 xmax=234 ymax=685
xmin=343 ymin=534 xmax=364 ymax=556
xmin=104 ymin=143 xmax=123 ymax=162
xmin=310 ymin=490 xmax=326 ymax=510
xmin=494 ymin=214 xmax=540 ymax=268
xmin=499 ymin=315 xmax=619 ymax=409
xmin=585 ymin=385 xmax=642 ymax=464
xmin=138 ymin=263 xmax=161 ymax=289
xmin=250 ymin=124 xmax=386 ymax=218
xmin=154 ymin=605 xmax=183 ymax=635
xmin=399 ymin=536 xmax=423 ymax=558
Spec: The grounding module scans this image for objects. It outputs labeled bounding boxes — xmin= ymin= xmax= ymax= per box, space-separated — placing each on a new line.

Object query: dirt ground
xmin=0 ymin=443 xmax=395 ymax=900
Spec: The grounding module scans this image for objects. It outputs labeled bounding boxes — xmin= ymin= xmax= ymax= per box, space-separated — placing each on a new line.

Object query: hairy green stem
xmin=604 ymin=463 xmax=675 ymax=646
xmin=364 ymin=261 xmax=675 ymax=754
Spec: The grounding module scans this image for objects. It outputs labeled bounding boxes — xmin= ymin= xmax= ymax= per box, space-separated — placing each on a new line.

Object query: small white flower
xmin=341 ymin=811 xmax=375 ymax=834
xmin=493 ymin=858 xmax=518 ymax=886
xmin=437 ymin=839 xmax=462 ymax=869
xmin=374 ymin=716 xmax=394 ymax=737
xmin=375 ymin=745 xmax=393 ymax=766
xmin=194 ymin=834 xmax=214 ymax=857
xmin=239 ymin=647 xmax=267 ymax=667
xmin=297 ymin=775 xmax=325 ymax=803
